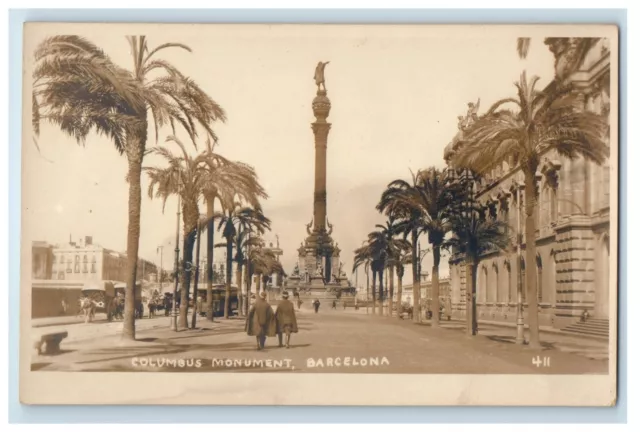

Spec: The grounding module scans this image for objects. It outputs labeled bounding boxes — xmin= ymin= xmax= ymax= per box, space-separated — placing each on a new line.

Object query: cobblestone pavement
xmin=31 ymin=308 xmax=608 ymax=374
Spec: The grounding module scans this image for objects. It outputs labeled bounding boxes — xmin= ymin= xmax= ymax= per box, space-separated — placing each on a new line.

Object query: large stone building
xmin=36 ymin=236 xmax=157 ymax=283
xmin=444 ymin=38 xmax=612 ymax=330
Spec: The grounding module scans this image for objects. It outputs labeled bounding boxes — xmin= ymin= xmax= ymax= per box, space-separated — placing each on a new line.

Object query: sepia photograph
xmin=20 ymin=23 xmax=618 ymax=406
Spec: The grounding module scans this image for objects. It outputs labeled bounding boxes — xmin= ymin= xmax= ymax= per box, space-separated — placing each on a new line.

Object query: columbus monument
xmin=285 ymin=61 xmax=350 ymax=298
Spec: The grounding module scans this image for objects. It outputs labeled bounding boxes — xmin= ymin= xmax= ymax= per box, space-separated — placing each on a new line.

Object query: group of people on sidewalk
xmin=245 ymin=290 xmax=299 ymax=350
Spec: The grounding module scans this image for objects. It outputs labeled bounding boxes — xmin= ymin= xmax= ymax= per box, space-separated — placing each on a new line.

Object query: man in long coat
xmin=275 ymin=291 xmax=298 ymax=348
xmin=245 ymin=291 xmax=276 ymax=350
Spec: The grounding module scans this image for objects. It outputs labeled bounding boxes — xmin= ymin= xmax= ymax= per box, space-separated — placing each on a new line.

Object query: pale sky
xmin=22 ymin=24 xmax=556 ymax=286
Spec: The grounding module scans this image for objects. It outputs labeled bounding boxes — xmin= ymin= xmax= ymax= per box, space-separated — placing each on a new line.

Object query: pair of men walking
xmin=245 ymin=290 xmax=298 ymax=350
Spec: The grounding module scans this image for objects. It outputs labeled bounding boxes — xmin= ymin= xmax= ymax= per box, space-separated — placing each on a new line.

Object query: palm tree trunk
xmin=432 ymin=246 xmax=441 ymax=328
xmin=179 ymin=230 xmax=195 ymax=329
xmin=245 ymin=262 xmax=252 ymax=315
xmin=190 ymin=225 xmax=202 ymax=329
xmin=122 ymin=146 xmax=144 ymax=341
xmin=465 ymin=254 xmax=478 ymax=336
xmin=411 ymin=228 xmax=421 ymax=323
xmin=396 ymin=269 xmax=403 ymax=319
xmin=256 ymin=273 xmax=262 ymax=294
xmin=223 ymin=237 xmax=233 ymax=319
xmin=378 ymin=269 xmax=384 ymax=316
xmin=388 ymin=265 xmax=394 ymax=317
xmin=371 ymin=269 xmax=377 ymax=315
xmin=236 ymin=264 xmax=243 ymax=317
xmin=524 ymin=168 xmax=541 ymax=347
xmin=205 ymin=196 xmax=215 ymax=321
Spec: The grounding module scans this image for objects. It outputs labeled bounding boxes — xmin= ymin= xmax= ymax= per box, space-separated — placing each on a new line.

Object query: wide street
xmin=31 ymin=306 xmax=608 ymax=374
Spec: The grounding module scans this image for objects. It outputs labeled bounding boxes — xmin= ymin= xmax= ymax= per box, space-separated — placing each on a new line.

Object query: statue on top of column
xmin=314 ymin=61 xmax=330 ymax=92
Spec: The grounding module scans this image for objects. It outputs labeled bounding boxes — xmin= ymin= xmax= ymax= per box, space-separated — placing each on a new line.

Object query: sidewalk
xmin=33 ymin=314 xmax=109 ymax=328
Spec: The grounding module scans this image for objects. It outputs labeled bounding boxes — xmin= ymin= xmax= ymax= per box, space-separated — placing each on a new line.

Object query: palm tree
xmin=145 ymin=135 xmax=207 ymax=329
xmin=199 ymin=139 xmax=267 ymax=321
xmin=353 ymin=242 xmax=379 ymax=315
xmin=445 ymin=202 xmax=509 ymax=336
xmin=377 ymin=171 xmax=426 ymax=323
xmin=395 ymin=248 xmax=413 ymax=318
xmin=451 ymin=72 xmax=608 ymax=346
xmin=32 ymin=36 xmax=225 ymax=340
xmin=249 ymin=246 xmax=282 ymax=295
xmin=410 ymin=168 xmax=456 ymax=328
xmin=370 ymin=219 xmax=410 ymax=317
xmin=233 ymin=228 xmax=263 ymax=316
xmin=215 ymin=206 xmax=271 ymax=318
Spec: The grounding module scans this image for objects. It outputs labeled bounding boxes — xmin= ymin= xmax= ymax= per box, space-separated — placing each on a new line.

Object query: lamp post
xmin=190 ymin=215 xmax=203 ymax=329
xmin=515 ymin=184 xmax=525 ymax=345
xmin=157 ymin=246 xmax=163 ymax=294
xmin=171 ymin=185 xmax=181 ymax=332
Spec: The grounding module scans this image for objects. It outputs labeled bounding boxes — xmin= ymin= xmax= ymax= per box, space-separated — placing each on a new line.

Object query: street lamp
xmin=170 ymin=181 xmax=182 ymax=332
xmin=514 ymin=182 xmax=525 ymax=345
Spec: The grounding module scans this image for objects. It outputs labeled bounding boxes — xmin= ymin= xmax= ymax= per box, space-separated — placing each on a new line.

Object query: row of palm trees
xmin=354 ymin=38 xmax=609 ymax=347
xmin=31 ymin=35 xmax=282 ymax=339
xmin=354 ymin=168 xmax=508 ymax=333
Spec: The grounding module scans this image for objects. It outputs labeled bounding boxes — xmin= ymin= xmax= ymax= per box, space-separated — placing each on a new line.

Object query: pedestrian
xmin=60 ymin=299 xmax=68 ymax=316
xmin=313 ymin=299 xmax=320 ymax=313
xmin=297 ymin=298 xmax=302 ymax=310
xmin=275 ymin=291 xmax=298 ymax=349
xmin=332 ymin=300 xmax=337 ymax=309
xmin=245 ymin=291 xmax=276 ymax=351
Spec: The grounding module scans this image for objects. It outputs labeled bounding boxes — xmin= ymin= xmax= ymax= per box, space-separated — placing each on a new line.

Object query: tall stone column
xmin=312 ymin=90 xmax=331 ymax=232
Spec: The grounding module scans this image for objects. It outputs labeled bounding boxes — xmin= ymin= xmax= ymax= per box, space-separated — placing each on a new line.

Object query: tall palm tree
xmin=377 ymin=171 xmax=426 ymax=323
xmin=145 ymin=135 xmax=208 ymax=329
xmin=233 ymin=228 xmax=263 ymax=316
xmin=409 ymin=168 xmax=456 ymax=328
xmin=215 ymin=206 xmax=271 ymax=318
xmin=370 ymin=219 xmax=410 ymax=317
xmin=199 ymin=140 xmax=267 ymax=321
xmin=445 ymin=203 xmax=510 ymax=336
xmin=353 ymin=242 xmax=379 ymax=315
xmin=32 ymin=36 xmax=225 ymax=340
xmin=395 ymin=248 xmax=413 ymax=318
xmin=452 ymin=72 xmax=608 ymax=346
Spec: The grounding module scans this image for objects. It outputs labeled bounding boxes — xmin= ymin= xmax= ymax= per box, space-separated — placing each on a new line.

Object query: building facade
xmin=444 ymin=38 xmax=611 ymax=329
xmin=32 ymin=241 xmax=54 ymax=280
xmin=39 ymin=236 xmax=157 ymax=283
xmin=402 ymin=278 xmax=452 ymax=310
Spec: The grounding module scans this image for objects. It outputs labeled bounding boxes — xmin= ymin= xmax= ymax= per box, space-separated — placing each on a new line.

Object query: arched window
xmin=504 ymin=261 xmax=512 ymax=303
xmin=74 ymin=255 xmax=80 ymax=273
xmin=481 ymin=266 xmax=488 ymax=303
xmin=490 ymin=263 xmax=498 ymax=303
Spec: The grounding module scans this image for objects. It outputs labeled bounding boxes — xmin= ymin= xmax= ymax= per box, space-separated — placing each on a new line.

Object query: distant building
xmin=45 ymin=235 xmax=157 ymax=283
xmin=402 ymin=278 xmax=451 ymax=308
xmin=31 ymin=241 xmax=54 ymax=280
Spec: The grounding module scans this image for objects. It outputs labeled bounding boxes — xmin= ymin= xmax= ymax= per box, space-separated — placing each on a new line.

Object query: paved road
xmin=32 ymin=308 xmax=608 ymax=374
